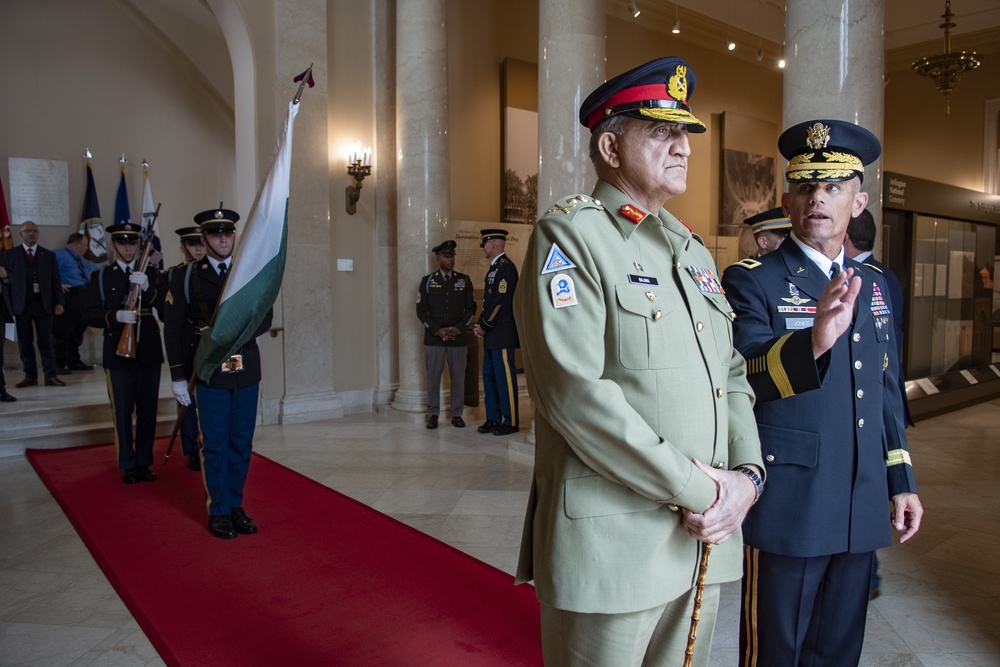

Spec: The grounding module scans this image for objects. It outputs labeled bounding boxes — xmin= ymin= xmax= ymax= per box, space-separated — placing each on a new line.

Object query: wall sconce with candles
xmin=346 ymin=142 xmax=372 ymax=215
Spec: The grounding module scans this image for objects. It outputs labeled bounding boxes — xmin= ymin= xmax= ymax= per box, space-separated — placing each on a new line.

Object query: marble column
xmin=392 ymin=0 xmax=450 ymax=415
xmin=275 ymin=0 xmax=344 ymax=423
xmin=537 ymin=0 xmax=606 ymax=210
xmin=783 ymin=0 xmax=885 ymax=221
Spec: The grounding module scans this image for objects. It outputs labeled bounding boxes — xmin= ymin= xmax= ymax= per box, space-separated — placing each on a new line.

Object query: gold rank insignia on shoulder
xmin=546 ymin=194 xmax=598 ymax=215
xmin=729 ymin=258 xmax=761 ymax=270
xmin=620 ymin=204 xmax=646 ymax=224
xmin=165 ymin=290 xmax=174 ymax=305
xmin=498 ymin=278 xmax=508 ymax=294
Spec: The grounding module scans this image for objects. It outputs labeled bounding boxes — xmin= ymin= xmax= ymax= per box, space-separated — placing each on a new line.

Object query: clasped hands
xmin=436 ymin=326 xmax=461 ymax=342
xmin=680 ymin=459 xmax=760 ymax=545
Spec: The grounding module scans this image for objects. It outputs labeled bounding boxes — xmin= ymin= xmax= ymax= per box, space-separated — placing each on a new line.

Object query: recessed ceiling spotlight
xmin=628 ymin=0 xmax=640 ymax=18
xmin=672 ymin=5 xmax=680 ymax=33
xmin=727 ymin=39 xmax=736 ymax=51
xmin=778 ymin=57 xmax=786 ymax=69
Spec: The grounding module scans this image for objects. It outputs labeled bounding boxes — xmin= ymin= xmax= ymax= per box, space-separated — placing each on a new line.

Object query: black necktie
xmin=219 ymin=262 xmax=228 ymax=278
xmin=830 ymin=262 xmax=841 ymax=280
xmin=74 ymin=254 xmax=86 ymax=281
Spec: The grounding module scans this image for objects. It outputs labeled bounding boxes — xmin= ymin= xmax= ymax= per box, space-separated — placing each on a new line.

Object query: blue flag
xmin=114 ymin=165 xmax=131 ymax=226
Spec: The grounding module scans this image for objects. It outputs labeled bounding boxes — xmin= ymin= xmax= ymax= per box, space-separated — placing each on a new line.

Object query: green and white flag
xmin=194 ymin=99 xmax=298 ymax=380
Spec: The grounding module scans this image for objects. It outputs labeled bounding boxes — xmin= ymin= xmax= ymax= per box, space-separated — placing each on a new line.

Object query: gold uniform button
xmin=858 ymin=418 xmax=865 ymax=428
xmin=856 ymin=389 xmax=864 ymax=399
xmin=854 ymin=360 xmax=863 ymax=370
xmin=667 ymin=503 xmax=680 ymax=512
xmin=593 ymin=198 xmax=602 ymax=206
xmin=853 ymin=333 xmax=861 ymax=342
xmin=696 ymin=322 xmax=704 ymax=332
xmin=765 ymin=454 xmax=775 ymax=462
xmin=716 ymin=388 xmax=724 ymax=398
xmin=653 ymin=310 xmax=663 ymax=321
xmin=713 ymin=461 xmax=725 ymax=469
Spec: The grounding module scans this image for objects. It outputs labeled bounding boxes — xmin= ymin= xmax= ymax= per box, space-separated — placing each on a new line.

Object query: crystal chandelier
xmin=911 ymin=1 xmax=982 ymax=115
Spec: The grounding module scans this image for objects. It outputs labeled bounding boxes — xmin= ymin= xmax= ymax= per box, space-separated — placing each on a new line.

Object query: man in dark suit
xmin=164 ymin=207 xmax=272 ymax=540
xmin=84 ymin=223 xmax=163 ymax=483
xmin=472 ymin=228 xmax=519 ymax=436
xmin=0 ymin=265 xmax=16 ymax=401
xmin=0 ymin=220 xmax=66 ymax=387
xmin=722 ymin=119 xmax=923 ymax=666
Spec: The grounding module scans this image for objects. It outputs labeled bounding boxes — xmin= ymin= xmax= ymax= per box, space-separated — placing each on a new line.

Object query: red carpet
xmin=27 ymin=441 xmax=542 ymax=666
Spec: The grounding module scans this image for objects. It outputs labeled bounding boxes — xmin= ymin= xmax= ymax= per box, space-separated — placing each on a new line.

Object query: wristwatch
xmin=733 ymin=465 xmax=764 ymax=502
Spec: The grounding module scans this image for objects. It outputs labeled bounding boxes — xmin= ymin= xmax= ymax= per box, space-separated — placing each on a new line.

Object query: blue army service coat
xmin=721 ymin=239 xmax=917 ymax=558
xmin=478 ymin=254 xmax=519 ymax=350
xmin=513 ymin=181 xmax=763 ymax=614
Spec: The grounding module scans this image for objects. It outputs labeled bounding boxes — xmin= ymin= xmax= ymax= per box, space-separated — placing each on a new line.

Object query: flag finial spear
xmin=142 ymin=159 xmax=149 ymax=170
xmin=120 ymin=154 xmax=127 ymax=165
xmin=84 ymin=148 xmax=92 ymax=160
xmin=293 ymin=63 xmax=315 ymax=104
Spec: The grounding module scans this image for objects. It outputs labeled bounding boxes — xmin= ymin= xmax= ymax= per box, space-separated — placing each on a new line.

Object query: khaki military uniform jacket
xmin=513 ymin=180 xmax=763 ymax=614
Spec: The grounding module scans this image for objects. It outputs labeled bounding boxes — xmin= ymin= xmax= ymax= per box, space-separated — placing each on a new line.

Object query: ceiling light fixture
xmin=778 ymin=57 xmax=786 ymax=69
xmin=912 ymin=0 xmax=982 ymax=115
xmin=628 ymin=0 xmax=640 ymax=18
xmin=672 ymin=4 xmax=680 ymax=34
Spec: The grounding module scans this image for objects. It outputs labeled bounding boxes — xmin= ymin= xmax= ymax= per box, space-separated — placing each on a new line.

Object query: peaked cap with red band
xmin=579 ymin=56 xmax=706 ymax=133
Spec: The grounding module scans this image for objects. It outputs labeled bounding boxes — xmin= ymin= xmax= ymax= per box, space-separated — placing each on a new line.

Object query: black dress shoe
xmin=231 ymin=507 xmax=258 ymax=535
xmin=68 ymin=362 xmax=95 ymax=371
xmin=209 ymin=515 xmax=238 ymax=539
xmin=186 ymin=454 xmax=201 ymax=471
xmin=136 ymin=465 xmax=156 ymax=482
xmin=493 ymin=424 xmax=519 ymax=436
xmin=122 ymin=468 xmax=140 ymax=484
xmin=451 ymin=416 xmax=466 ymax=428
xmin=56 ymin=367 xmax=72 ymax=375
xmin=15 ymin=378 xmax=37 ymax=388
xmin=426 ymin=415 xmax=439 ymax=429
xmin=0 ymin=389 xmax=16 ymax=402
xmin=477 ymin=420 xmax=498 ymax=434
xmin=44 ymin=376 xmax=66 ymax=387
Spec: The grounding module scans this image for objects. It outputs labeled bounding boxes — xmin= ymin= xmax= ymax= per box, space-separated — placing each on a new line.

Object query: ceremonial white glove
xmin=115 ymin=310 xmax=137 ymax=324
xmin=172 ymin=380 xmax=191 ymax=406
xmin=129 ymin=270 xmax=149 ymax=291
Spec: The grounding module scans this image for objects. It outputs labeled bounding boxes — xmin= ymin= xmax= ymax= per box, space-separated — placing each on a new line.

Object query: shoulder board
xmin=691 ymin=232 xmax=706 ymax=248
xmin=862 ymin=261 xmax=883 ymax=274
xmin=544 ymin=194 xmax=602 ymax=219
xmin=728 ymin=258 xmax=762 ymax=270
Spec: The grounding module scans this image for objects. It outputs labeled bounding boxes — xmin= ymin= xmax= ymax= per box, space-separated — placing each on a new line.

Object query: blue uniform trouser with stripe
xmin=106 ymin=365 xmax=161 ymax=470
xmin=196 ymin=383 xmax=258 ymax=517
xmin=740 ymin=546 xmax=873 ymax=667
xmin=482 ymin=347 xmax=518 ymax=427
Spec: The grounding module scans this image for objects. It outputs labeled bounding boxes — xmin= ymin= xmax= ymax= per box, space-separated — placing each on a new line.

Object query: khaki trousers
xmin=540 ymin=584 xmax=720 ymax=667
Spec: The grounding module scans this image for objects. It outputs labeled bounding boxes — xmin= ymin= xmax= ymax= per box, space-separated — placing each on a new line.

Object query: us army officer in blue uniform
xmin=472 ymin=229 xmax=520 ymax=436
xmin=721 ymin=120 xmax=923 ymax=667
xmin=160 ymin=226 xmax=208 ymax=471
xmin=416 ymin=239 xmax=476 ymax=429
xmin=84 ymin=223 xmax=163 ymax=483
xmin=513 ymin=57 xmax=764 ymax=666
xmin=164 ymin=208 xmax=272 ymax=540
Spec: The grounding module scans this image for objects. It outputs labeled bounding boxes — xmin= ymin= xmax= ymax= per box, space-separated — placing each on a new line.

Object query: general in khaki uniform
xmin=513 ymin=57 xmax=764 ymax=667
xmin=721 ymin=120 xmax=921 ymax=667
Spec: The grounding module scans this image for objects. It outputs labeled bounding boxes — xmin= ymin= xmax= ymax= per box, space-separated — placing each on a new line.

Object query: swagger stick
xmin=683 ymin=543 xmax=713 ymax=667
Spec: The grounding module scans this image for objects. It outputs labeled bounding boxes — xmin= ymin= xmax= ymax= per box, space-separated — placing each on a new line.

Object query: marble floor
xmin=1 ymin=377 xmax=999 ymax=666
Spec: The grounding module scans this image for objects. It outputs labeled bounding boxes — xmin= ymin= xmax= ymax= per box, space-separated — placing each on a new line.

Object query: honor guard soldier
xmin=84 ymin=222 xmax=164 ymax=484
xmin=416 ymin=239 xmax=476 ymax=429
xmin=164 ymin=207 xmax=272 ymax=540
xmin=160 ymin=226 xmax=208 ymax=471
xmin=743 ymin=207 xmax=791 ymax=258
xmin=721 ymin=119 xmax=922 ymax=666
xmin=513 ymin=57 xmax=764 ymax=666
xmin=472 ymin=228 xmax=520 ymax=436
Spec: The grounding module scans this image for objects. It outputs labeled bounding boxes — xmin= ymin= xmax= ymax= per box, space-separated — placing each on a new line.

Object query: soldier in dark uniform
xmin=164 ymin=208 xmax=272 ymax=540
xmin=416 ymin=239 xmax=476 ymax=429
xmin=84 ymin=223 xmax=163 ymax=484
xmin=472 ymin=228 xmax=519 ymax=436
xmin=743 ymin=207 xmax=791 ymax=258
xmin=721 ymin=119 xmax=923 ymax=666
xmin=160 ymin=226 xmax=207 ymax=471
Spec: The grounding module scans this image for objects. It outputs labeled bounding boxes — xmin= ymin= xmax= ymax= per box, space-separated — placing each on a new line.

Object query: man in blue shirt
xmin=54 ymin=233 xmax=99 ymax=372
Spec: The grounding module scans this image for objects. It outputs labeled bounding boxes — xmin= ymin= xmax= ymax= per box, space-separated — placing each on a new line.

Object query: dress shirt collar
xmin=788 ymin=232 xmax=844 ymax=278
